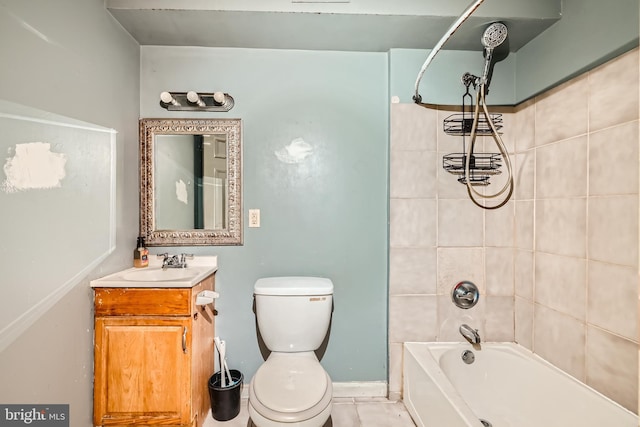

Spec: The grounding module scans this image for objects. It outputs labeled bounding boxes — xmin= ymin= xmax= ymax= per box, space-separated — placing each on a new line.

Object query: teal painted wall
xmin=140 ymin=47 xmax=389 ymax=382
xmin=516 ymin=0 xmax=639 ymax=101
xmin=389 ymin=48 xmax=516 ymax=105
xmin=389 ymin=0 xmax=639 ymax=106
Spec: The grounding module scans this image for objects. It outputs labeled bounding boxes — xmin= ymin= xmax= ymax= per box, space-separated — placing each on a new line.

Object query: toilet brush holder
xmin=208 ymin=369 xmax=243 ymax=421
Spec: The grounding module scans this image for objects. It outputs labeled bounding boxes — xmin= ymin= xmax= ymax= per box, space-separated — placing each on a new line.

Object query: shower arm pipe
xmin=413 ymin=0 xmax=486 ymax=103
xmin=463 ymin=83 xmax=514 ymax=209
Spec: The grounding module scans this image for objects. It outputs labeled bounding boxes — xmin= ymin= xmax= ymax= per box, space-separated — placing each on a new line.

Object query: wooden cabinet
xmin=93 ymin=275 xmax=215 ymax=427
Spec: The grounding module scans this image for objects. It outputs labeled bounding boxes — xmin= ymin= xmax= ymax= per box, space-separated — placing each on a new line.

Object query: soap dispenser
xmin=133 ymin=236 xmax=149 ymax=268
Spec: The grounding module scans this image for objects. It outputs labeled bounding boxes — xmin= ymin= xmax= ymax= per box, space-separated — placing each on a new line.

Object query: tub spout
xmin=459 ymin=324 xmax=481 ymax=344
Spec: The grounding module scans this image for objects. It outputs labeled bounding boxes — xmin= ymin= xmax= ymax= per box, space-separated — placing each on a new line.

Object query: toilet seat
xmin=249 ymin=354 xmax=332 ymax=423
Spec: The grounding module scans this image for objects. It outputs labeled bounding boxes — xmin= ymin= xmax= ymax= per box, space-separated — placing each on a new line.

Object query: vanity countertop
xmin=90 ymin=255 xmax=217 ymax=288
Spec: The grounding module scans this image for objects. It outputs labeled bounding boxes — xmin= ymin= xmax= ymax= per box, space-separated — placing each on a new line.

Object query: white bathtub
xmin=403 ymin=342 xmax=637 ymax=427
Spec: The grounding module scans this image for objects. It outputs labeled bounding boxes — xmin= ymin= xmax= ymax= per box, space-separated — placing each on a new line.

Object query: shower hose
xmin=464 ymin=83 xmax=514 ymax=209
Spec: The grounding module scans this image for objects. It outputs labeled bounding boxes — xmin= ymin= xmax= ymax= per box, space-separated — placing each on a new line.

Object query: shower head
xmin=481 ymin=22 xmax=508 ymax=50
xmin=480 ymin=22 xmax=507 ymax=86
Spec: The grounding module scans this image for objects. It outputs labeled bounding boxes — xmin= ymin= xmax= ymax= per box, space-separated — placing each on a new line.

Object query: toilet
xmin=249 ymin=276 xmax=334 ymax=427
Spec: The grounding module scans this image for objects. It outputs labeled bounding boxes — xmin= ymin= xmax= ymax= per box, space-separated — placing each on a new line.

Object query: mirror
xmin=139 ymin=118 xmax=242 ymax=246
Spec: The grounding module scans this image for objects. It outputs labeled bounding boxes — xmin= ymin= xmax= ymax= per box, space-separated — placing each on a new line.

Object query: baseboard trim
xmin=239 ymin=381 xmax=388 ymax=400
xmin=332 ymin=381 xmax=388 ymax=398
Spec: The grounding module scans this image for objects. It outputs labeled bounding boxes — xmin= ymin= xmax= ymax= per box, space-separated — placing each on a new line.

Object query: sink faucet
xmin=459 ymin=324 xmax=481 ymax=344
xmin=158 ymin=253 xmax=193 ymax=269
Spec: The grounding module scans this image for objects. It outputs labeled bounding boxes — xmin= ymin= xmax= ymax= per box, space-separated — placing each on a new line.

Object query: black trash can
xmin=208 ymin=369 xmax=243 ymax=421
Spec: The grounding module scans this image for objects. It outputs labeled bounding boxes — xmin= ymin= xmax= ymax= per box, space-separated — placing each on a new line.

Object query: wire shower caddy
xmin=442 ymin=73 xmax=504 ymax=186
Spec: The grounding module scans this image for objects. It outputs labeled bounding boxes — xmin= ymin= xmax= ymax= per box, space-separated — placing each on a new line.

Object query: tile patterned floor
xmin=203 ymin=397 xmax=417 ymax=427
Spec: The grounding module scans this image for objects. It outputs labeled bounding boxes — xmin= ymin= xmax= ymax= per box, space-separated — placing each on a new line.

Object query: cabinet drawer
xmin=94 ymin=288 xmax=191 ymax=316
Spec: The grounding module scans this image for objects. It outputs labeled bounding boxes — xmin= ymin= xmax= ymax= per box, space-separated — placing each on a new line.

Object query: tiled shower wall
xmin=389 ymin=47 xmax=639 ymax=412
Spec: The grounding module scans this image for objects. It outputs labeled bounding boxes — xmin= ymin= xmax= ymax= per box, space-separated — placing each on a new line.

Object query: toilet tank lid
xmin=254 ymin=277 xmax=334 ymax=296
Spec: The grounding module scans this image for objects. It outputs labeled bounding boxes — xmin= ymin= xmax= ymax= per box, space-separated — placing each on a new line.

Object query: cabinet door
xmin=94 ymin=317 xmax=191 ymax=426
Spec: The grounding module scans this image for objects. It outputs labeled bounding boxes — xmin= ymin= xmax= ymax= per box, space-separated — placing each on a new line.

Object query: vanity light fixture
xmin=159 ymin=91 xmax=235 ymax=112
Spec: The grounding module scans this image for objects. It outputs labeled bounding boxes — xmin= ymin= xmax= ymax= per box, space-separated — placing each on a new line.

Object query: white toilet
xmin=249 ymin=276 xmax=334 ymax=427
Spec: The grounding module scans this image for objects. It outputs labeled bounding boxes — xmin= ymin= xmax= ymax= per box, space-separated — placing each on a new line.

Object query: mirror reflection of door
xmin=155 ymin=134 xmax=227 ymax=230
xmin=201 ymin=135 xmax=226 ymax=229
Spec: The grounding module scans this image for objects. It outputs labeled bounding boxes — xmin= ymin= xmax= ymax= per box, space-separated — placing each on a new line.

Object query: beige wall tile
xmin=588 ymin=195 xmax=638 ymax=267
xmin=589 ymin=121 xmax=639 ymax=196
xmin=484 ymin=201 xmax=515 ymax=247
xmin=535 ymin=252 xmax=586 ymax=321
xmin=534 ymin=304 xmax=586 ymax=381
xmin=586 ymin=327 xmax=638 ymax=413
xmin=588 ymin=48 xmax=639 ymax=132
xmin=390 ymin=150 xmax=438 ymax=199
xmin=588 ymin=261 xmax=638 ymax=341
xmin=390 ymin=198 xmax=437 ymax=248
xmin=389 ymin=248 xmax=437 ymax=295
xmin=536 ymin=198 xmax=586 ymax=258
xmin=388 ymin=295 xmax=437 ymax=343
xmin=515 ymin=200 xmax=534 ymax=250
xmin=387 ymin=343 xmax=403 ymax=398
xmin=536 ymin=136 xmax=587 ymax=198
xmin=391 ymin=103 xmax=437 ymax=151
xmin=484 ymin=296 xmax=514 ymax=342
xmin=514 ymin=99 xmax=536 ymax=152
xmin=437 ymin=295 xmax=485 ymax=342
xmin=485 ymin=247 xmax=514 ymax=296
xmin=437 ymin=247 xmax=485 ymax=295
xmin=535 ymin=74 xmax=588 ymax=146
xmin=438 ymin=199 xmax=484 ymax=246
xmin=515 ymin=249 xmax=534 ymax=300
xmin=515 ymin=150 xmax=535 ymax=200
xmin=515 ymin=296 xmax=533 ymax=349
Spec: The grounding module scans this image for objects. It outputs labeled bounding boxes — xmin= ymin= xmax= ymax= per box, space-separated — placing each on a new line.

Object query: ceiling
xmin=106 ymin=1 xmax=561 ymax=53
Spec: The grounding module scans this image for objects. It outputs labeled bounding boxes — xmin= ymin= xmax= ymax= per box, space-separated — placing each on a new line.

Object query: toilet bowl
xmin=248 ymin=353 xmax=332 ymax=427
xmin=249 ymin=277 xmax=334 ymax=427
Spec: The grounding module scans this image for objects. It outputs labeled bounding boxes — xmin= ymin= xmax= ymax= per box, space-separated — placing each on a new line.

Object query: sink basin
xmin=90 ymin=256 xmax=217 ymax=288
xmin=122 ymin=268 xmax=201 ymax=282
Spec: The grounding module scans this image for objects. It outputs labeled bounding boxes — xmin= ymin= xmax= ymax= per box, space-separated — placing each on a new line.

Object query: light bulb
xmin=186 ymin=91 xmax=198 ymax=102
xmin=187 ymin=91 xmax=206 ymax=106
xmin=160 ymin=91 xmax=180 ymax=106
xmin=213 ymin=92 xmax=226 ymax=104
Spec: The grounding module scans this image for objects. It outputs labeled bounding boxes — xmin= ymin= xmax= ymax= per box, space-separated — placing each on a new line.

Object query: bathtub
xmin=403 ymin=342 xmax=637 ymax=427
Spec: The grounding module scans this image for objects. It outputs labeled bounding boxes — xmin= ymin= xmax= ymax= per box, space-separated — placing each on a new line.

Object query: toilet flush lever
xmin=196 ymin=290 xmax=219 ymax=306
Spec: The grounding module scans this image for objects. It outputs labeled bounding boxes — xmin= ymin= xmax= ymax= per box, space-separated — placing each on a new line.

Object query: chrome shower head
xmin=481 ymin=22 xmax=508 ymax=50
xmin=480 ymin=22 xmax=507 ymax=86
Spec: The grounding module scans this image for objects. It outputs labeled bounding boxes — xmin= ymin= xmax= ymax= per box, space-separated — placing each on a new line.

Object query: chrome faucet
xmin=158 ymin=253 xmax=193 ymax=269
xmin=459 ymin=324 xmax=481 ymax=344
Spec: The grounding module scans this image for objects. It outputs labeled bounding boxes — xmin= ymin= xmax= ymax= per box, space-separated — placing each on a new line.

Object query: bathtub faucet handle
xmin=458 ymin=291 xmax=475 ymax=301
xmin=451 ymin=281 xmax=480 ymax=309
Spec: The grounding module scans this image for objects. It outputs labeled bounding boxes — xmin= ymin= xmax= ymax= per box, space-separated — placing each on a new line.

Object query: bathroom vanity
xmin=91 ymin=257 xmax=217 ymax=427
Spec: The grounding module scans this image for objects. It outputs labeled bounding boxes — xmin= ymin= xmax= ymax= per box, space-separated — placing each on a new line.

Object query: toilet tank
xmin=254 ymin=277 xmax=333 ymax=352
